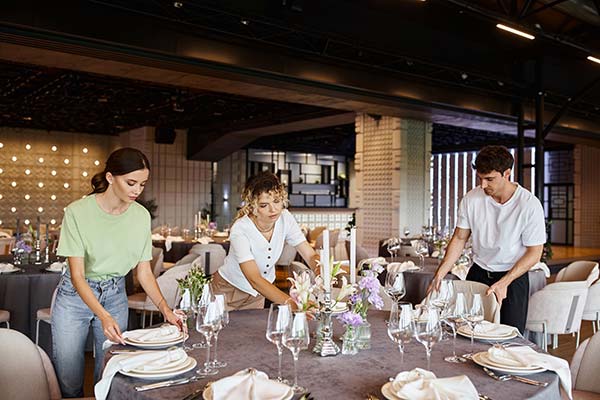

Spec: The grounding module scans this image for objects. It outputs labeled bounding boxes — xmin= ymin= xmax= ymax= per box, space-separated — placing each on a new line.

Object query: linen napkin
xmin=530 ymin=262 xmax=551 ymax=278
xmin=487 ymin=346 xmax=572 ymax=399
xmin=0 ymin=263 xmax=16 ymax=273
xmin=462 ymin=321 xmax=517 ymax=337
xmin=124 ymin=324 xmax=182 ymax=343
xmin=357 ymin=257 xmax=387 ymax=271
xmin=211 ymin=368 xmax=291 ymax=400
xmin=165 ymin=235 xmax=184 ymax=251
xmin=391 ymin=368 xmax=478 ymax=400
xmin=451 ymin=262 xmax=470 ymax=280
xmin=387 ymin=261 xmax=420 ymax=273
xmin=95 ymin=348 xmax=188 ymax=400
xmin=151 ymin=233 xmax=166 ymax=241
xmin=48 ymin=261 xmax=67 ymax=272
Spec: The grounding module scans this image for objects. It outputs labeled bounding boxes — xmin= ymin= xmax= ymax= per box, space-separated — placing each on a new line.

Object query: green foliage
xmin=176 ymin=266 xmax=210 ymax=306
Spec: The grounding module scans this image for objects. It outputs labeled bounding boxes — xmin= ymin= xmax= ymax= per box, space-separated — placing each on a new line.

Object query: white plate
xmin=202 ymin=383 xmax=294 ymax=400
xmin=123 ymin=335 xmax=185 ymax=349
xmin=472 ymin=352 xmax=546 ymax=375
xmin=120 ymin=357 xmax=197 ymax=380
xmin=457 ymin=326 xmax=517 ymax=341
xmin=380 ymin=382 xmax=406 ymax=400
xmin=125 ymin=332 xmax=185 ymax=344
xmin=45 ymin=267 xmax=63 ymax=273
xmin=0 ymin=267 xmax=21 ymax=274
xmin=129 ymin=354 xmax=194 ymax=375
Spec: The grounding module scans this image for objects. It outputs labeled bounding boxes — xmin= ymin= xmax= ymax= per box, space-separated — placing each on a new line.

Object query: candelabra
xmin=33 ymin=240 xmax=42 ymax=265
xmin=312 ymin=290 xmax=340 ymax=357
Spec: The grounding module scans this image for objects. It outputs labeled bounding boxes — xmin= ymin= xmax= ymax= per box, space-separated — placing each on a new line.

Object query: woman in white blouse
xmin=212 ymin=172 xmax=319 ymax=310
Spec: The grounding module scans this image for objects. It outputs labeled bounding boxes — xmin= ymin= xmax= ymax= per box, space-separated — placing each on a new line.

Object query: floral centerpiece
xmin=12 ymin=232 xmax=33 ymax=265
xmin=176 ymin=265 xmax=210 ymax=310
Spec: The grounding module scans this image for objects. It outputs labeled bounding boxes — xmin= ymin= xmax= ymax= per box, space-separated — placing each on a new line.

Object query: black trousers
xmin=466 ymin=263 xmax=529 ymax=333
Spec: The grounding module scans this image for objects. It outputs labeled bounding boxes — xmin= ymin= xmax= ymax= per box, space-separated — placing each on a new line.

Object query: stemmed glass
xmin=193 ymin=283 xmax=213 ymax=349
xmin=462 ymin=293 xmax=484 ymax=359
xmin=403 ymin=227 xmax=411 ymax=238
xmin=266 ymin=303 xmax=292 ymax=383
xmin=384 ymin=270 xmax=406 ymax=306
xmin=174 ymin=297 xmax=194 ymax=352
xmin=195 ymin=300 xmax=220 ymax=377
xmin=442 ymin=291 xmax=467 ymax=363
xmin=414 ymin=305 xmax=443 ymax=371
xmin=283 ymin=312 xmax=310 ymax=394
xmin=209 ymin=294 xmax=228 ymax=368
xmin=414 ymin=240 xmax=429 ymax=270
xmin=387 ymin=302 xmax=414 ymax=364
xmin=386 ymin=237 xmax=400 ymax=262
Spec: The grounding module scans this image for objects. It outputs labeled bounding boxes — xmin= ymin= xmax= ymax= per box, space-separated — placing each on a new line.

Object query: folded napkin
xmin=451 ymin=263 xmax=470 ymax=280
xmin=211 ymin=369 xmax=291 ymax=400
xmin=48 ymin=261 xmax=66 ymax=272
xmin=0 ymin=263 xmax=16 ymax=272
xmin=462 ymin=321 xmax=516 ymax=337
xmin=196 ymin=236 xmax=214 ymax=245
xmin=165 ymin=235 xmax=184 ymax=251
xmin=357 ymin=257 xmax=387 ymax=271
xmin=124 ymin=324 xmax=182 ymax=343
xmin=151 ymin=233 xmax=166 ymax=241
xmin=95 ymin=348 xmax=188 ymax=400
xmin=530 ymin=262 xmax=551 ymax=278
xmin=391 ymin=368 xmax=478 ymax=400
xmin=487 ymin=346 xmax=572 ymax=399
xmin=387 ymin=261 xmax=420 ymax=273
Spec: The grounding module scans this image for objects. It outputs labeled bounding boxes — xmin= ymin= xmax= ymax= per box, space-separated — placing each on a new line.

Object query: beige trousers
xmin=211 ymin=272 xmax=265 ymax=311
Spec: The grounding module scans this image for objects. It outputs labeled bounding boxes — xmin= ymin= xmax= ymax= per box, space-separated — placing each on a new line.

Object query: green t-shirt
xmin=57 ymin=194 xmax=153 ymax=280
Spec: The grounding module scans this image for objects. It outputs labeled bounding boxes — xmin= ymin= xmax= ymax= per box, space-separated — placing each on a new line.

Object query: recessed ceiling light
xmin=82 ymin=171 xmax=88 ymax=177
xmin=38 ymin=157 xmax=44 ymax=163
xmin=11 ymin=181 xmax=17 ymax=187
xmin=11 ymin=156 xmax=17 ymax=162
xmin=50 ymin=194 xmax=57 ymax=200
xmin=24 ymin=219 xmax=30 ymax=225
xmin=83 ymin=147 xmax=88 ymax=153
xmin=51 ymin=170 xmax=57 ymax=176
xmin=0 ymin=168 xmax=2 ymax=174
xmin=38 ymin=207 xmax=44 ymax=213
xmin=25 ymin=144 xmax=31 ymax=150
xmin=24 ymin=194 xmax=30 ymax=200
xmin=496 ymin=24 xmax=535 ymax=40
xmin=50 ymin=219 xmax=56 ymax=225
xmin=51 ymin=145 xmax=58 ymax=151
xmin=64 ymin=158 xmax=70 ymax=164
xmin=38 ymin=182 xmax=44 ymax=188
xmin=94 ymin=160 xmax=100 ymax=166
xmin=25 ymin=169 xmax=31 ymax=175
xmin=588 ymin=56 xmax=600 ymax=65
xmin=64 ymin=183 xmax=70 ymax=189
xmin=173 ymin=1 xmax=183 ymax=8
xmin=11 ymin=207 xmax=17 ymax=213
xmin=0 ymin=143 xmax=3 ymax=148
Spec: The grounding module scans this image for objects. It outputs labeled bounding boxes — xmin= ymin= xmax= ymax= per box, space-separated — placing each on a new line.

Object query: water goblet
xmin=266 ymin=303 xmax=292 ymax=383
xmin=384 ymin=270 xmax=406 ymax=306
xmin=174 ymin=305 xmax=194 ymax=352
xmin=414 ymin=305 xmax=442 ymax=371
xmin=193 ymin=283 xmax=213 ymax=349
xmin=386 ymin=237 xmax=400 ymax=262
xmin=462 ymin=293 xmax=484 ymax=359
xmin=387 ymin=302 xmax=414 ymax=364
xmin=195 ymin=300 xmax=220 ymax=377
xmin=283 ymin=311 xmax=310 ymax=394
xmin=414 ymin=240 xmax=429 ymax=270
xmin=442 ymin=291 xmax=467 ymax=363
xmin=209 ymin=294 xmax=228 ymax=368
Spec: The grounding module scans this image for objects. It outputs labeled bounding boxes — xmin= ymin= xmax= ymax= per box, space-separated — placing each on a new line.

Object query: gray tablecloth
xmin=105 ymin=310 xmax=561 ymax=400
xmin=0 ymin=255 xmax=61 ymax=353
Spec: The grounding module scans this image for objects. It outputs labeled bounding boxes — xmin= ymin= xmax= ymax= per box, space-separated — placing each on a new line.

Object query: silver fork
xmin=483 ymin=367 xmax=548 ymax=386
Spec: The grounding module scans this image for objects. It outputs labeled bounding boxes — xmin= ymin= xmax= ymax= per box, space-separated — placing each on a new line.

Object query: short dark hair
xmin=473 ymin=145 xmax=513 ymax=174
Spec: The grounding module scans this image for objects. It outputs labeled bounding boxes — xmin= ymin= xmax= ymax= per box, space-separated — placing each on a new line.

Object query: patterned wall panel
xmin=0 ymin=127 xmax=118 ymax=232
xmin=574 ymin=145 xmax=600 ymax=247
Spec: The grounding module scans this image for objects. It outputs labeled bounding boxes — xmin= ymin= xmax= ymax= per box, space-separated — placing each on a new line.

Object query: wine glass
xmin=387 ymin=302 xmax=414 ymax=364
xmin=414 ymin=240 xmax=429 ymax=270
xmin=403 ymin=226 xmax=411 ymax=237
xmin=384 ymin=270 xmax=406 ymax=306
xmin=193 ymin=283 xmax=213 ymax=349
xmin=266 ymin=303 xmax=292 ymax=383
xmin=386 ymin=237 xmax=400 ymax=262
xmin=283 ymin=312 xmax=310 ymax=394
xmin=195 ymin=300 xmax=220 ymax=377
xmin=442 ymin=291 xmax=467 ymax=363
xmin=429 ymin=279 xmax=454 ymax=311
xmin=174 ymin=306 xmax=194 ymax=352
xmin=209 ymin=294 xmax=228 ymax=368
xmin=462 ymin=293 xmax=484 ymax=359
xmin=414 ymin=305 xmax=442 ymax=371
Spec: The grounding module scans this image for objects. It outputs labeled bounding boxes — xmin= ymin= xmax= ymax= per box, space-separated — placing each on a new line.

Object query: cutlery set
xmin=482 ymin=367 xmax=548 ymax=387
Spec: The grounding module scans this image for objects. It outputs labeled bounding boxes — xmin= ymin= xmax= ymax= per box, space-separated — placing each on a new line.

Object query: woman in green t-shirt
xmin=52 ymin=147 xmax=182 ymax=397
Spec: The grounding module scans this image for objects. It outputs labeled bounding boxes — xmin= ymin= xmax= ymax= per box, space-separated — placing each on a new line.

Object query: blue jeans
xmin=51 ymin=272 xmax=128 ymax=398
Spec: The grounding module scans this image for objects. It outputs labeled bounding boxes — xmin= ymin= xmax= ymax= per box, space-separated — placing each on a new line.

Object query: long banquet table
xmin=105 ymin=309 xmax=561 ymax=400
xmin=152 ymin=240 xmax=230 ymax=263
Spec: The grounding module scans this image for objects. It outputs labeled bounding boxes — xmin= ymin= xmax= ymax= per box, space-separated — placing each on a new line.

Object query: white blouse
xmin=217 ymin=209 xmax=306 ymax=296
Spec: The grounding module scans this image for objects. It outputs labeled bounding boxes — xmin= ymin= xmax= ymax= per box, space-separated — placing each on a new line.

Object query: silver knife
xmin=135 ymin=376 xmax=199 ymax=391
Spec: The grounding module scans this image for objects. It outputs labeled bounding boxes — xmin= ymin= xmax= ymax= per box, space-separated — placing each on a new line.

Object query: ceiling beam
xmin=519 ymin=0 xmax=570 ymax=19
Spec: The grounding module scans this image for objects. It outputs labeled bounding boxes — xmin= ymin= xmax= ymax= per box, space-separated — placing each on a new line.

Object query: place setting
xmin=0 ymin=262 xmax=21 ymax=274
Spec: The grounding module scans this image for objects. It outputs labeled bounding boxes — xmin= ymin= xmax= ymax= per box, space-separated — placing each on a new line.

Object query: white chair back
xmin=189 ymin=244 xmax=226 ymax=276
xmin=452 ymin=280 xmax=501 ymax=323
xmin=144 ymin=263 xmax=193 ymax=309
xmin=276 ymin=243 xmax=297 ymax=266
xmin=150 ymin=246 xmax=164 ymax=277
xmin=0 ymin=237 xmax=15 ymax=255
xmin=570 ymin=331 xmax=600 ymax=393
xmin=582 ymin=279 xmax=600 ymax=330
xmin=555 ymin=261 xmax=599 ymax=286
xmin=175 ymin=253 xmax=200 ymax=266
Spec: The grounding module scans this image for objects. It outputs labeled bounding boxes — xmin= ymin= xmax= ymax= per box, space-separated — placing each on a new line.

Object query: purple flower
xmin=337 ymin=311 xmax=364 ymax=327
xmin=368 ymin=292 xmax=384 ymax=309
xmin=358 ymin=273 xmax=380 ymax=295
xmin=349 ymin=293 xmax=361 ymax=305
xmin=15 ymin=240 xmax=32 ymax=253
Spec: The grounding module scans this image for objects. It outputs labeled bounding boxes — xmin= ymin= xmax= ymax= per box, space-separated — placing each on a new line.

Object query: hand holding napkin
xmin=391 ymin=368 xmax=478 ymax=400
xmin=211 ymin=369 xmax=291 ymax=400
xmin=487 ymin=346 xmax=572 ymax=399
xmin=387 ymin=261 xmax=420 ymax=273
xmin=0 ymin=263 xmax=16 ymax=272
xmin=124 ymin=324 xmax=181 ymax=342
xmin=95 ymin=348 xmax=188 ymax=400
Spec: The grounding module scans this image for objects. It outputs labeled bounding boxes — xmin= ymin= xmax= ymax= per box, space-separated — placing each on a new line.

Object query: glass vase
xmin=356 ymin=320 xmax=372 ymax=350
xmin=341 ymin=326 xmax=359 ymax=355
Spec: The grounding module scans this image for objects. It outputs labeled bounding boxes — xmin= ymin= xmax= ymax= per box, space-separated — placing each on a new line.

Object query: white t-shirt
xmin=456 ymin=184 xmax=546 ymax=272
xmin=217 ymin=209 xmax=306 ymax=296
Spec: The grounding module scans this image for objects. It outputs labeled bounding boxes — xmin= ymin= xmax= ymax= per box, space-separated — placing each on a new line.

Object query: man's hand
xmin=486 ymin=280 xmax=508 ymax=303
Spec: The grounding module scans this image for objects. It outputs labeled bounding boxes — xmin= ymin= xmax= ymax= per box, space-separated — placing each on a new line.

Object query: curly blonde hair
xmin=235 ymin=172 xmax=289 ymax=221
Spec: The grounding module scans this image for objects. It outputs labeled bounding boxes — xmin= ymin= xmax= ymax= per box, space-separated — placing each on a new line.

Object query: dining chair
xmin=452 ymin=280 xmax=501 ymax=324
xmin=127 ymin=262 xmax=192 ymax=327
xmin=150 ymin=246 xmax=165 ymax=277
xmin=582 ymin=279 xmax=600 ymax=334
xmin=555 ymin=261 xmax=599 ymax=287
xmin=35 ymin=288 xmax=58 ymax=345
xmin=0 ymin=237 xmax=16 ymax=255
xmin=189 ymin=244 xmax=226 ymax=276
xmin=0 ymin=309 xmax=10 ymax=328
xmin=570 ymin=331 xmax=600 ymax=398
xmin=0 ymin=328 xmax=93 ymax=400
xmin=526 ymin=280 xmax=589 ymax=351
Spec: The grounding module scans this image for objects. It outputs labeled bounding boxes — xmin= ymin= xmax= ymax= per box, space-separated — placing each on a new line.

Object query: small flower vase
xmin=12 ymin=249 xmax=22 ymax=265
xmin=356 ymin=320 xmax=372 ymax=350
xmin=341 ymin=326 xmax=359 ymax=355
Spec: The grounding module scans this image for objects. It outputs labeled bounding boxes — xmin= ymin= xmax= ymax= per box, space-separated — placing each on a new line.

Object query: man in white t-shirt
xmin=429 ymin=145 xmax=546 ymax=333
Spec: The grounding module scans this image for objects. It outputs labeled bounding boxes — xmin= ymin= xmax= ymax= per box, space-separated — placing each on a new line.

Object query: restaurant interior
xmin=1 ymin=0 xmax=600 ymax=399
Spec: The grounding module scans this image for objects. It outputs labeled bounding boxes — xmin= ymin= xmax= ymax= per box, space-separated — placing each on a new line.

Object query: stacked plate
xmin=124 ymin=332 xmax=187 ymax=349
xmin=457 ymin=323 xmax=517 ymax=341
xmin=121 ymin=354 xmax=197 ymax=380
xmin=472 ymin=351 xmax=546 ymax=376
xmin=0 ymin=263 xmax=21 ymax=274
xmin=380 ymin=382 xmax=407 ymax=400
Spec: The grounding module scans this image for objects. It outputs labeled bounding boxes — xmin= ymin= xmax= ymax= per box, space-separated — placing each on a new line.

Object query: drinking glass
xmin=195 ymin=300 xmax=220 ymax=376
xmin=283 ymin=312 xmax=310 ymax=394
xmin=384 ymin=270 xmax=406 ymax=305
xmin=193 ymin=283 xmax=213 ymax=349
xmin=387 ymin=302 xmax=414 ymax=364
xmin=442 ymin=291 xmax=467 ymax=363
xmin=462 ymin=293 xmax=484 ymax=359
xmin=414 ymin=305 xmax=442 ymax=371
xmin=386 ymin=237 xmax=400 ymax=262
xmin=403 ymin=226 xmax=411 ymax=237
xmin=266 ymin=303 xmax=292 ymax=383
xmin=209 ymin=294 xmax=228 ymax=368
xmin=174 ymin=305 xmax=194 ymax=352
xmin=414 ymin=240 xmax=429 ymax=270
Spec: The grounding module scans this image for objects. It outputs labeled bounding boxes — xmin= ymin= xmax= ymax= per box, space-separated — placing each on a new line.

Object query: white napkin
xmin=387 ymin=261 xmax=420 ymax=273
xmin=487 ymin=346 xmax=572 ymax=399
xmin=151 ymin=233 xmax=166 ymax=241
xmin=211 ymin=369 xmax=291 ymax=400
xmin=530 ymin=262 xmax=551 ymax=278
xmin=165 ymin=235 xmax=184 ymax=251
xmin=95 ymin=349 xmax=188 ymax=400
xmin=124 ymin=324 xmax=182 ymax=343
xmin=391 ymin=368 xmax=478 ymax=400
xmin=48 ymin=261 xmax=66 ymax=272
xmin=196 ymin=236 xmax=214 ymax=245
xmin=0 ymin=263 xmax=16 ymax=272
xmin=451 ymin=263 xmax=470 ymax=280
xmin=357 ymin=257 xmax=387 ymax=270
xmin=462 ymin=321 xmax=516 ymax=337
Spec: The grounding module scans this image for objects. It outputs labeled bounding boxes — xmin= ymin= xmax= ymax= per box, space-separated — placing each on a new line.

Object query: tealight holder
xmin=312 ymin=290 xmax=340 ymax=357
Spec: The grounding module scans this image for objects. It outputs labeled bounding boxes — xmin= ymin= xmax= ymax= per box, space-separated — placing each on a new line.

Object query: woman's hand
xmin=172 ymin=309 xmax=188 ymax=335
xmin=163 ymin=308 xmax=184 ymax=332
xmin=100 ymin=314 xmax=125 ymax=345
